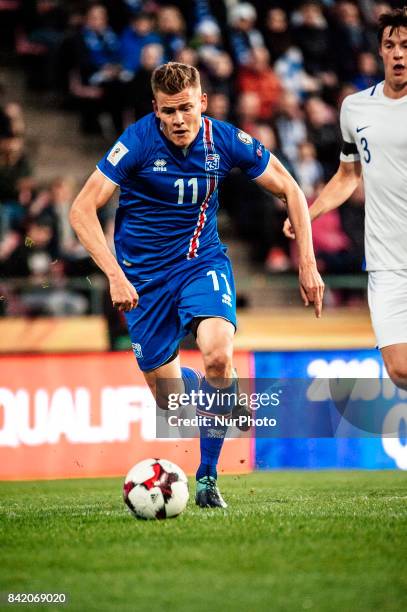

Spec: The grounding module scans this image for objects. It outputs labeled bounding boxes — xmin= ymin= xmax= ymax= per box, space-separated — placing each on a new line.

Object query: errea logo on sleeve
xmin=107 ymin=141 xmax=129 ymax=166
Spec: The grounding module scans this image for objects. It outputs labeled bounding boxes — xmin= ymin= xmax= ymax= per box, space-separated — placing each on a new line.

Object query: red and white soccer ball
xmin=123 ymin=458 xmax=189 ymax=520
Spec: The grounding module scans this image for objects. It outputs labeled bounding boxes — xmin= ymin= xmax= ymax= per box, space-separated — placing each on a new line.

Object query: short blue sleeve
xmin=96 ymin=124 xmax=142 ymax=186
xmin=230 ymin=128 xmax=270 ymax=179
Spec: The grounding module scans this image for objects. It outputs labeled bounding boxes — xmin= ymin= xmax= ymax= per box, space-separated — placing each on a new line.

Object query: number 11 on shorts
xmin=207 ymin=270 xmax=232 ymax=295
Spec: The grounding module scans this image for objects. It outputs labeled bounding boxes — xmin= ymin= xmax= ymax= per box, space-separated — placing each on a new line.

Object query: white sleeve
xmin=339 ymin=98 xmax=360 ymax=163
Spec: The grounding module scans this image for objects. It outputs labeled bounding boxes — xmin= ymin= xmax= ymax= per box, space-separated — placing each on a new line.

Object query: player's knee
xmin=155 ymin=391 xmax=171 ymax=410
xmin=386 ymin=363 xmax=407 ymax=391
xmin=203 ymin=346 xmax=233 ymax=380
xmin=144 ymin=374 xmax=177 ymax=411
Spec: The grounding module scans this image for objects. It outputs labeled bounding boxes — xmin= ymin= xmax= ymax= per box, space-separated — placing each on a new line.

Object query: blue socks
xmin=181 ymin=368 xmax=237 ymax=481
xmin=181 ymin=366 xmax=203 ymax=396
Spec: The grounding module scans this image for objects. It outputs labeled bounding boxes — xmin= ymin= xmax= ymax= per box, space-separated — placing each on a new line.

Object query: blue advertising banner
xmin=254 ymin=350 xmax=407 ymax=470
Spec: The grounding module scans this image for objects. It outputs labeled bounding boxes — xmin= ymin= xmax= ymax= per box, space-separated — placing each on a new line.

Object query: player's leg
xmin=195 ymin=316 xmax=234 ymax=383
xmin=368 ymin=270 xmax=407 ymax=390
xmin=193 ymin=316 xmax=236 ymax=508
xmin=125 ymin=277 xmax=201 ymax=410
xmin=177 ymin=257 xmax=238 ymax=508
xmin=380 ymin=344 xmax=407 ymax=391
xmin=143 ymin=351 xmax=183 ymax=409
xmin=143 ymin=350 xmax=203 ymax=413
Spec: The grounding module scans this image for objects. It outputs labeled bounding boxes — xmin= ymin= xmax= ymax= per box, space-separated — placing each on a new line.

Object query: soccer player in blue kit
xmin=70 ymin=63 xmax=324 ymax=508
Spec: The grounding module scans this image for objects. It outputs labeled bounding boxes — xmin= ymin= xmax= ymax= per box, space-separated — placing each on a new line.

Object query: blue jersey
xmin=97 ymin=113 xmax=270 ymax=276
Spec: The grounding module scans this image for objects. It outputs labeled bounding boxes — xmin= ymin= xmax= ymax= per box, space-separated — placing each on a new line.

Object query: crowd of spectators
xmin=0 ymin=86 xmax=102 ymax=316
xmin=0 ymin=0 xmax=397 ymax=319
xmin=0 ymin=104 xmax=98 ymax=316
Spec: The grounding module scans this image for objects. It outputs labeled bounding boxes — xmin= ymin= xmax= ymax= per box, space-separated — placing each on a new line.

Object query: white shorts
xmin=368 ymin=270 xmax=407 ymax=349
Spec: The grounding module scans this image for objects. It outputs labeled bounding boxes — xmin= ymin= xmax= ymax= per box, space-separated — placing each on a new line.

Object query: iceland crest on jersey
xmin=205 ymin=153 xmax=220 ymax=171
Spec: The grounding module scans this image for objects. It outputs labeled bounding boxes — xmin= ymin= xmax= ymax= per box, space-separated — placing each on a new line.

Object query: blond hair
xmin=151 ymin=62 xmax=200 ymax=96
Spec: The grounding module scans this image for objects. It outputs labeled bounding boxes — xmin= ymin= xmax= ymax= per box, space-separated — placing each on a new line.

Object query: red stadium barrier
xmin=0 ymin=351 xmax=253 ymax=480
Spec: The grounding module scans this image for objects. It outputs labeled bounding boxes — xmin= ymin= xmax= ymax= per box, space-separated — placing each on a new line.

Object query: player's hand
xmin=283 ymin=217 xmax=296 ymax=239
xmin=299 ymin=262 xmax=324 ymax=318
xmin=109 ymin=274 xmax=139 ymax=312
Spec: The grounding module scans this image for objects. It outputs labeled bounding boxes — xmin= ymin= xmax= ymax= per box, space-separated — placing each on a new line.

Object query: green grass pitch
xmin=1 ymin=471 xmax=406 ymax=612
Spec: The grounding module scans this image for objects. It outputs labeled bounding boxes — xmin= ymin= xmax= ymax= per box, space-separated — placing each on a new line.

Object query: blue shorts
xmin=125 ymin=253 xmax=237 ymax=371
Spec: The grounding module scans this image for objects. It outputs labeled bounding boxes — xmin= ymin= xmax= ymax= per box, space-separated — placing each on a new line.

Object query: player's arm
xmin=283 ymin=159 xmax=362 ymax=239
xmin=69 ymin=169 xmax=138 ymax=311
xmin=255 ymin=154 xmax=324 ymax=318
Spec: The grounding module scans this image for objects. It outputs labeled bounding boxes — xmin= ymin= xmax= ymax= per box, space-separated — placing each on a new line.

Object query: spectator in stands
xmin=0 ymin=226 xmax=20 ymax=276
xmin=195 ymin=18 xmax=224 ymax=65
xmin=4 ymin=103 xmax=26 ymax=137
xmin=228 ymin=2 xmax=264 ymax=66
xmin=206 ymin=92 xmax=231 ymax=122
xmin=17 ymin=0 xmax=67 ymax=90
xmin=336 ymin=82 xmax=358 ymax=107
xmin=176 ymin=46 xmax=199 ymax=67
xmin=290 ymin=182 xmax=361 ymax=288
xmin=274 ymin=91 xmax=307 ymax=164
xmin=47 ymin=176 xmax=96 ymax=277
xmin=0 ymin=136 xmax=33 ymax=236
xmin=295 ymin=141 xmax=324 ymax=198
xmin=262 ymin=7 xmax=292 ymax=63
xmin=237 ymin=47 xmax=282 ymax=120
xmin=312 ymin=205 xmax=352 ymax=273
xmin=219 ymin=163 xmax=278 ymax=266
xmin=157 ymin=5 xmax=186 ymax=61
xmin=274 ymin=46 xmax=320 ymax=100
xmin=0 ymin=215 xmax=57 ymax=278
xmin=120 ymin=12 xmax=160 ymax=77
xmin=4 ymin=0 xmax=382 ymax=298
xmin=364 ymin=1 xmax=392 ymax=53
xmin=332 ymin=1 xmax=372 ymax=80
xmin=352 ymin=51 xmax=382 ymax=90
xmin=306 ymin=181 xmax=364 ymax=286
xmin=189 ymin=0 xmax=225 ymax=31
xmin=220 ymin=121 xmax=293 ymax=269
xmin=0 ymin=83 xmax=26 ymax=138
xmin=235 ymin=91 xmax=261 ymax=135
xmin=251 ymin=122 xmax=294 ymax=272
xmin=292 ymin=1 xmax=334 ymax=78
xmin=252 ymin=123 xmax=296 ymax=179
xmin=79 ymin=4 xmax=121 ymax=83
xmin=70 ymin=3 xmax=128 ymax=134
xmin=26 ymin=185 xmax=58 ymax=231
xmin=103 ymin=0 xmax=145 ymax=33
xmin=0 ymin=216 xmax=88 ymax=315
xmin=132 ymin=43 xmax=164 ymax=120
xmin=19 ymin=175 xmax=99 ymax=278
xmin=304 ymin=96 xmax=341 ymax=179
xmin=202 ymin=51 xmax=235 ymax=98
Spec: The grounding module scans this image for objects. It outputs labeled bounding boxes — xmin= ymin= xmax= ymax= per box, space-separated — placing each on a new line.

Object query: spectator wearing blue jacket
xmin=120 ymin=12 xmax=160 ymax=76
xmin=71 ymin=4 xmax=129 ymax=134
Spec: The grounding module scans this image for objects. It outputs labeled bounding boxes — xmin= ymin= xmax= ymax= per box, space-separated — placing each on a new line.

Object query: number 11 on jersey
xmin=174 ymin=178 xmax=198 ymax=204
xmin=207 ymin=270 xmax=232 ymax=295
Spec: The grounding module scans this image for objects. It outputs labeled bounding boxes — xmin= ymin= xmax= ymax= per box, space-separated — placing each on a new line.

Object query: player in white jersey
xmin=283 ymin=7 xmax=407 ymax=390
